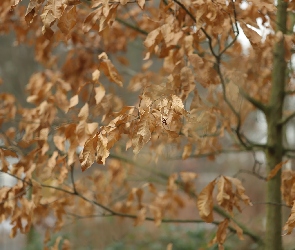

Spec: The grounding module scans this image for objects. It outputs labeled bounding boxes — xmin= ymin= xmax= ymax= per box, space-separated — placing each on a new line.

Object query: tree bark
xmin=265 ymin=1 xmax=287 ymax=250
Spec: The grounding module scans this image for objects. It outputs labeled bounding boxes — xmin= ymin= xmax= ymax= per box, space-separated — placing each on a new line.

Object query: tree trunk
xmin=265 ymin=1 xmax=287 ymax=250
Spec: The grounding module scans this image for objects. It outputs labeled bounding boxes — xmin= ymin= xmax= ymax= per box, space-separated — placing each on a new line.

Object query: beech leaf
xmin=197 ymin=179 xmax=216 ymax=222
xmin=80 ymin=134 xmax=98 ymax=171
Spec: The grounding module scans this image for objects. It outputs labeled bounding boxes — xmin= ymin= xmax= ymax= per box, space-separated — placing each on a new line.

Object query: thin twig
xmin=252 ymin=201 xmax=291 ymax=208
xmin=234 ymin=169 xmax=267 ymax=181
xmin=70 ymin=164 xmax=77 ymax=194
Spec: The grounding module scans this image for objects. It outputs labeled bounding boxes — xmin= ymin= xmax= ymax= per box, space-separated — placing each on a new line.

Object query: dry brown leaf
xmin=216 ymin=219 xmax=229 ymax=247
xmin=25 ymin=0 xmax=39 ymax=24
xmin=98 ymin=54 xmax=123 ymax=87
xmin=78 ymin=103 xmax=89 ymax=121
xmin=240 ymin=23 xmax=261 ymax=45
xmin=132 ymin=113 xmax=152 ymax=154
xmin=197 ymin=179 xmax=216 ymax=222
xmin=166 ymin=243 xmax=173 ymax=250
xmin=67 ymin=94 xmax=78 ymax=111
xmin=171 ymin=95 xmax=184 ymax=114
xmin=281 ymin=170 xmax=295 ymax=206
xmin=96 ymin=132 xmax=110 ymax=165
xmin=95 ymin=85 xmax=105 ymax=104
xmin=138 ymin=0 xmax=145 ymax=9
xmin=267 ymin=160 xmax=288 ymax=181
xmin=216 ymin=176 xmax=233 ymax=212
xmin=227 ymin=177 xmax=252 ymax=206
xmin=92 ymin=69 xmax=100 ymax=82
xmin=231 ymin=220 xmax=244 ymax=240
xmin=283 ymin=201 xmax=295 ymax=235
xmin=182 ymin=143 xmax=192 ymax=159
xmin=80 ymin=134 xmax=98 ymax=171
xmin=134 ymin=207 xmax=146 ymax=226
xmin=57 ymin=6 xmax=77 ymax=35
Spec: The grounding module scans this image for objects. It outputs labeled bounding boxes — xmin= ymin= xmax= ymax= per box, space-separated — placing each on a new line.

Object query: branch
xmin=213 ymin=205 xmax=264 ymax=245
xmin=64 ymin=210 xmax=241 ymax=236
xmin=219 ymin=0 xmax=239 ymax=56
xmin=279 ymin=111 xmax=295 ymax=125
xmin=252 ymin=201 xmax=291 ymax=208
xmin=0 ymin=165 xmax=263 ymax=245
xmin=170 ymin=148 xmax=265 ymax=160
xmin=234 ymin=169 xmax=267 ymax=181
xmin=116 ymin=17 xmax=148 ymax=35
xmin=284 ymin=148 xmax=295 ymax=158
xmin=284 ymin=90 xmax=295 ymax=95
xmin=108 ymin=154 xmax=264 ymax=244
xmin=172 ymin=0 xmax=218 ymax=58
xmin=239 ymin=88 xmax=268 ymax=113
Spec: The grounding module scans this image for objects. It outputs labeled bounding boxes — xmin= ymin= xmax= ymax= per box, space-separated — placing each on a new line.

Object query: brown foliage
xmin=1 ymin=0 xmax=295 ymax=249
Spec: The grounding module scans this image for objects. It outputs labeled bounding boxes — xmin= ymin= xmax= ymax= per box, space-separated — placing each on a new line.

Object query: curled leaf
xmin=197 ymin=179 xmax=216 ymax=222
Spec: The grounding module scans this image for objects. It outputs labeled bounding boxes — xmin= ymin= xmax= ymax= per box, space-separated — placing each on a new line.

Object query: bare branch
xmin=234 ymin=169 xmax=267 ymax=181
xmin=239 ymin=88 xmax=268 ymax=113
xmin=284 ymin=90 xmax=295 ymax=95
xmin=0 ymin=167 xmax=263 ymax=244
xmin=279 ymin=111 xmax=295 ymax=125
xmin=116 ymin=17 xmax=148 ymax=35
xmin=252 ymin=201 xmax=291 ymax=208
xmin=219 ymin=0 xmax=239 ymax=56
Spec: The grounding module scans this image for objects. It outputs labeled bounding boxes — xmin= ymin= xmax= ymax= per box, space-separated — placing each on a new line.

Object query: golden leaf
xmin=197 ymin=179 xmax=216 ymax=222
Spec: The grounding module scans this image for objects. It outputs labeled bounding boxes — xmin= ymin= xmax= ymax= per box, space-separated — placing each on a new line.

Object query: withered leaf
xmin=137 ymin=0 xmax=145 ymax=9
xmin=98 ymin=53 xmax=123 ymax=87
xmin=57 ymin=6 xmax=77 ymax=35
xmin=67 ymin=94 xmax=79 ymax=111
xmin=267 ymin=160 xmax=288 ymax=181
xmin=95 ymin=85 xmax=105 ymax=104
xmin=283 ymin=201 xmax=295 ymax=235
xmin=197 ymin=179 xmax=216 ymax=222
xmin=240 ymin=23 xmax=261 ymax=46
xmin=80 ymin=133 xmax=98 ymax=171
